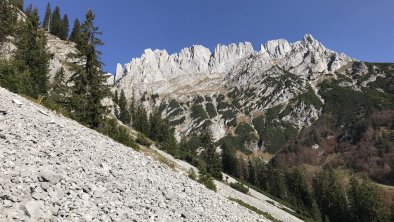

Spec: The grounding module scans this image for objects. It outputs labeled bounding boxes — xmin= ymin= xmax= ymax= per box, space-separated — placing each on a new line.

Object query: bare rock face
xmin=0 ymin=87 xmax=267 ymax=221
xmin=45 ymin=34 xmax=78 ymax=82
xmin=113 ymin=34 xmax=354 ymax=147
xmin=114 ymin=34 xmax=353 ymax=102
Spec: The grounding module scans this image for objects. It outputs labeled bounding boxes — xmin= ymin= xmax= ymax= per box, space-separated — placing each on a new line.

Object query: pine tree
xmin=286 ymin=169 xmax=320 ymax=220
xmin=14 ymin=7 xmax=50 ymax=98
xmin=68 ymin=9 xmax=109 ymax=128
xmin=348 ymin=175 xmax=386 ymax=222
xmin=313 ymin=167 xmax=350 ymax=222
xmin=266 ymin=163 xmax=287 ymax=200
xmin=60 ymin=14 xmax=69 ymax=40
xmin=201 ymin=129 xmax=222 ymax=180
xmin=50 ymin=67 xmax=69 ymax=106
xmin=247 ymin=158 xmax=256 ymax=184
xmin=221 ymin=142 xmax=239 ymax=177
xmin=118 ymin=89 xmax=130 ymax=124
xmin=0 ymin=0 xmax=17 ymax=44
xmin=42 ymin=2 xmax=51 ymax=31
xmin=50 ymin=6 xmax=62 ymax=38
xmin=113 ymin=90 xmax=118 ymax=104
xmin=149 ymin=108 xmax=163 ymax=141
xmin=69 ymin=18 xmax=82 ymax=47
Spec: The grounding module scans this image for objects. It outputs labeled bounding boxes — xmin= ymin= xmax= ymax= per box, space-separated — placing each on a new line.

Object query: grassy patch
xmin=228 ymin=198 xmax=281 ymax=222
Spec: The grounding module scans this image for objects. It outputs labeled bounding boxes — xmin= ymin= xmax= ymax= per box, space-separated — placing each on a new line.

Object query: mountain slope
xmin=0 ymin=87 xmax=267 ymax=221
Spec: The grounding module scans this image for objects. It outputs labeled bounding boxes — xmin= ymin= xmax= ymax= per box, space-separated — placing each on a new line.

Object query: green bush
xmin=97 ymin=119 xmax=139 ymax=150
xmin=136 ymin=133 xmax=153 ymax=147
xmin=230 ymin=182 xmax=249 ymax=194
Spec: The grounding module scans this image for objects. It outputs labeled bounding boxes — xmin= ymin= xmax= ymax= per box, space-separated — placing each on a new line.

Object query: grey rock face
xmin=0 ymin=87 xmax=267 ymax=221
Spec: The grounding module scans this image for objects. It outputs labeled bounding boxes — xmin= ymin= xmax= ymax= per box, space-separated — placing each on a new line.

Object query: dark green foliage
xmin=320 ymin=81 xmax=394 ymax=128
xmin=286 ymin=169 xmax=320 ymax=220
xmin=0 ymin=0 xmax=17 ymax=44
xmin=118 ymin=90 xmax=131 ymax=124
xmin=49 ymin=6 xmax=62 ymax=37
xmin=132 ymin=104 xmax=150 ymax=136
xmin=113 ymin=90 xmax=118 ymax=104
xmin=299 ymin=87 xmax=323 ymax=109
xmin=14 ymin=7 xmax=51 ymax=98
xmin=230 ymin=182 xmax=249 ymax=193
xmin=190 ymin=104 xmax=208 ymax=123
xmin=60 ymin=14 xmax=69 ymax=40
xmin=50 ymin=67 xmax=69 ymax=107
xmin=201 ymin=129 xmax=222 ymax=180
xmin=221 ymin=141 xmax=239 ymax=177
xmin=197 ymin=166 xmax=217 ymax=192
xmin=68 ymin=10 xmax=110 ymax=128
xmin=169 ymin=116 xmax=185 ymax=125
xmin=266 ymin=164 xmax=288 ymax=200
xmin=235 ymin=123 xmax=258 ymax=144
xmin=42 ymin=3 xmax=50 ymax=31
xmin=313 ymin=167 xmax=350 ymax=222
xmin=0 ymin=59 xmax=32 ymax=94
xmin=348 ymin=176 xmax=386 ymax=222
xmin=247 ymin=158 xmax=255 ymax=184
xmin=69 ymin=18 xmax=82 ymax=45
xmin=193 ymin=95 xmax=204 ymax=103
xmin=97 ymin=118 xmax=138 ymax=150
xmin=136 ymin=133 xmax=153 ymax=147
xmin=205 ymin=102 xmax=217 ymax=118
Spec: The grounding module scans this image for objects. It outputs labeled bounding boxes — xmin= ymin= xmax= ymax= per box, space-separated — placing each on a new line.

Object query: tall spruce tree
xmin=313 ymin=167 xmax=350 ymax=222
xmin=49 ymin=6 xmax=62 ymax=38
xmin=201 ymin=129 xmax=222 ymax=180
xmin=50 ymin=67 xmax=69 ymax=106
xmin=60 ymin=14 xmax=69 ymax=40
xmin=68 ymin=9 xmax=109 ymax=128
xmin=221 ymin=142 xmax=239 ymax=177
xmin=14 ymin=7 xmax=50 ymax=98
xmin=0 ymin=0 xmax=17 ymax=44
xmin=42 ymin=2 xmax=51 ymax=31
xmin=348 ymin=175 xmax=386 ymax=222
xmin=118 ymin=89 xmax=130 ymax=124
xmin=69 ymin=18 xmax=82 ymax=46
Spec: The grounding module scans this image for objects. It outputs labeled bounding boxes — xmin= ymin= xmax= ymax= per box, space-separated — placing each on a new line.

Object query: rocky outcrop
xmin=112 ymin=34 xmax=356 ymax=147
xmin=114 ymin=34 xmax=353 ymax=101
xmin=0 ymin=87 xmax=266 ymax=221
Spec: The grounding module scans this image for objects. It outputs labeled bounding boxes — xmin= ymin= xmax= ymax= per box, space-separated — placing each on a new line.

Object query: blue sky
xmin=25 ymin=0 xmax=394 ymax=73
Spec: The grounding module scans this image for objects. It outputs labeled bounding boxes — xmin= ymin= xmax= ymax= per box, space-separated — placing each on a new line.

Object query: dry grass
xmin=140 ymin=146 xmax=177 ymax=170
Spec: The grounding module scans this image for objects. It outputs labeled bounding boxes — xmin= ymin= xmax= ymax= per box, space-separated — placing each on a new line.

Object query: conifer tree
xmin=50 ymin=67 xmax=69 ymax=106
xmin=201 ymin=129 xmax=222 ymax=180
xmin=247 ymin=158 xmax=256 ymax=184
xmin=49 ymin=6 xmax=62 ymax=38
xmin=221 ymin=142 xmax=238 ymax=177
xmin=113 ymin=90 xmax=118 ymax=104
xmin=118 ymin=89 xmax=130 ymax=124
xmin=68 ymin=9 xmax=109 ymax=128
xmin=69 ymin=18 xmax=82 ymax=46
xmin=313 ymin=167 xmax=350 ymax=222
xmin=348 ymin=175 xmax=386 ymax=222
xmin=42 ymin=2 xmax=51 ymax=31
xmin=60 ymin=14 xmax=69 ymax=40
xmin=0 ymin=0 xmax=17 ymax=44
xmin=14 ymin=7 xmax=50 ymax=98
xmin=286 ymin=169 xmax=320 ymax=220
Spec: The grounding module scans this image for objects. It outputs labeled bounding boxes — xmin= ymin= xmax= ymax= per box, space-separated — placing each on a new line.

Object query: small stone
xmin=3 ymin=199 xmax=13 ymax=208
